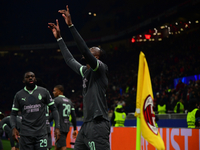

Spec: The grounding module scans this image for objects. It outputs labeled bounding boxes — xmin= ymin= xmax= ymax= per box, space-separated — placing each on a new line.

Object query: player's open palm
xmin=58 ymin=5 xmax=73 ymax=26
xmin=48 ymin=19 xmax=61 ymax=39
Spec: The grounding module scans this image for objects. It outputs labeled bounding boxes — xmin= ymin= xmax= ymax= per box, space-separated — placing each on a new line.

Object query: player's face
xmin=23 ymin=72 xmax=37 ymax=88
xmin=53 ymin=88 xmax=60 ymax=98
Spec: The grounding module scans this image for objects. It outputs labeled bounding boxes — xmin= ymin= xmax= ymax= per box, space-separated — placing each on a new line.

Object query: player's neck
xmin=26 ymin=85 xmax=36 ymax=91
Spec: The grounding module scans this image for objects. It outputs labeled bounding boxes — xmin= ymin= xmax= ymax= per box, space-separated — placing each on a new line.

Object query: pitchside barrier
xmin=50 ymin=127 xmax=200 ymax=150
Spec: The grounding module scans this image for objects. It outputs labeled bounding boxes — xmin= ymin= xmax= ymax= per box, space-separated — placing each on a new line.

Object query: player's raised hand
xmin=58 ymin=5 xmax=73 ymax=26
xmin=12 ymin=128 xmax=19 ymax=143
xmin=72 ymin=130 xmax=78 ymax=139
xmin=54 ymin=128 xmax=61 ymax=143
xmin=48 ymin=19 xmax=61 ymax=39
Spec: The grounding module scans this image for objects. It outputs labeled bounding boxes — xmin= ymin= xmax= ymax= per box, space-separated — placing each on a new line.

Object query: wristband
xmin=57 ymin=37 xmax=62 ymax=41
xmin=68 ymin=24 xmax=74 ymax=28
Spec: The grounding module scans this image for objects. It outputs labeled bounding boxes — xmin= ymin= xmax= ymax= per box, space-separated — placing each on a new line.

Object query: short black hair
xmin=54 ymin=85 xmax=64 ymax=93
xmin=24 ymin=71 xmax=35 ymax=79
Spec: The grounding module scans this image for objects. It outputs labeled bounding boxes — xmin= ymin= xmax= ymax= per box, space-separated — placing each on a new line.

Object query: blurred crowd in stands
xmin=1 ymin=26 xmax=200 ymax=118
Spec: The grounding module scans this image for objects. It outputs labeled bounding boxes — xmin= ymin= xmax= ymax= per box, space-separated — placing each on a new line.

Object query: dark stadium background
xmin=0 ymin=0 xmax=200 ymax=119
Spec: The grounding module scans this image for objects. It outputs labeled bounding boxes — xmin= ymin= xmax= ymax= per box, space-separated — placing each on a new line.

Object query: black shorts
xmin=19 ymin=134 xmax=48 ymax=150
xmin=74 ymin=118 xmax=110 ymax=150
xmin=47 ymin=132 xmax=52 ymax=148
xmin=56 ymin=132 xmax=68 ymax=148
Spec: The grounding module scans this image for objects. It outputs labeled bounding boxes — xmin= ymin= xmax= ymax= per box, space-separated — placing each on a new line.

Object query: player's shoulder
xmin=15 ymin=89 xmax=25 ymax=97
xmin=98 ymin=60 xmax=108 ymax=70
xmin=36 ymin=86 xmax=48 ymax=91
xmin=59 ymin=96 xmax=71 ymax=103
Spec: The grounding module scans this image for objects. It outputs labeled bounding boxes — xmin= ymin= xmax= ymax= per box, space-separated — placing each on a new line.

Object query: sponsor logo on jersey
xmin=143 ymin=95 xmax=158 ymax=135
xmin=38 ymin=93 xmax=42 ymax=100
xmin=21 ymin=97 xmax=26 ymax=101
xmin=24 ymin=104 xmax=41 ymax=113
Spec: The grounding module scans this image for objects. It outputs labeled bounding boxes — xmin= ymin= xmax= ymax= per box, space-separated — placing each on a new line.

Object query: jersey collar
xmin=58 ymin=95 xmax=65 ymax=97
xmin=24 ymin=85 xmax=38 ymax=94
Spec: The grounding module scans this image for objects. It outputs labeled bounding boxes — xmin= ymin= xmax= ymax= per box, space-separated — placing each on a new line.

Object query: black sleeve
xmin=57 ymin=39 xmax=82 ymax=75
xmin=71 ymin=110 xmax=77 ymax=131
xmin=10 ymin=94 xmax=20 ymax=129
xmin=69 ymin=26 xmax=98 ymax=70
xmin=48 ymin=113 xmax=54 ymax=123
xmin=49 ymin=104 xmax=60 ymax=129
xmin=10 ymin=114 xmax=17 ymax=130
xmin=3 ymin=125 xmax=15 ymax=147
xmin=110 ymin=113 xmax=115 ymax=126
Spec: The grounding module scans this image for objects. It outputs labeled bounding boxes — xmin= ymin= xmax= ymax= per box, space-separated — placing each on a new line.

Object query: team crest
xmin=38 ymin=93 xmax=42 ymax=100
xmin=143 ymin=95 xmax=158 ymax=135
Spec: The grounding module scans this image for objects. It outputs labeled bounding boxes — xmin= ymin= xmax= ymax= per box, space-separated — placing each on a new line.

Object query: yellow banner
xmin=135 ymin=52 xmax=165 ymax=150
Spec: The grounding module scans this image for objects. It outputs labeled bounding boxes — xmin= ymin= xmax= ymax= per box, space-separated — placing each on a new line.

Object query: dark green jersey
xmin=11 ymin=85 xmax=55 ymax=136
xmin=80 ymin=61 xmax=109 ymax=122
xmin=54 ymin=95 xmax=75 ymax=132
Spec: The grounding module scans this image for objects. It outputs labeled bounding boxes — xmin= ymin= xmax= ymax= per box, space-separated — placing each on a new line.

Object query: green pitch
xmin=1 ymin=140 xmax=73 ymax=150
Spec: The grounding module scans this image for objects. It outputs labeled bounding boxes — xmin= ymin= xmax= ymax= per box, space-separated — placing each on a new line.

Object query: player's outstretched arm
xmin=48 ymin=19 xmax=82 ymax=75
xmin=58 ymin=5 xmax=98 ymax=70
